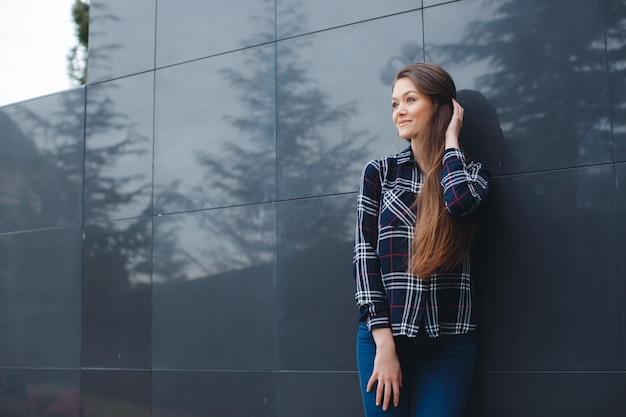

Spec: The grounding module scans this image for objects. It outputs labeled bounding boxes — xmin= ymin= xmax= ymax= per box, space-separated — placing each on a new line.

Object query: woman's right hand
xmin=367 ymin=328 xmax=402 ymax=411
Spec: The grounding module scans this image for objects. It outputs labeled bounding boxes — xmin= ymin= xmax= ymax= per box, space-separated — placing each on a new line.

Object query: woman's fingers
xmin=366 ymin=371 xmax=402 ymax=411
xmin=377 ymin=379 xmax=386 ymax=409
xmin=393 ymin=379 xmax=401 ymax=407
xmin=446 ymin=98 xmax=464 ymax=141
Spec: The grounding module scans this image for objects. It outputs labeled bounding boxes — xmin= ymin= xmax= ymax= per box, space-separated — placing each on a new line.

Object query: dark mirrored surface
xmin=156 ymin=0 xmax=275 ymax=67
xmin=616 ymin=163 xmax=626 ymax=343
xmin=424 ymin=0 xmax=612 ymax=174
xmin=276 ymin=0 xmax=420 ymax=39
xmin=81 ymin=370 xmax=151 ymax=417
xmin=605 ymin=0 xmax=626 ymax=162
xmin=279 ymin=372 xmax=362 ymax=417
xmin=0 ymin=90 xmax=84 ymax=233
xmin=0 ymin=369 xmax=79 ymax=417
xmin=88 ymin=0 xmax=156 ymax=83
xmin=82 ymin=218 xmax=152 ymax=368
xmin=153 ymin=371 xmax=277 ymax=417
xmin=0 ymin=227 xmax=81 ymax=368
xmin=456 ymin=89 xmax=507 ymax=176
xmin=467 ymin=372 xmax=626 ymax=417
xmin=423 ymin=0 xmax=456 ymax=7
xmin=276 ymin=11 xmax=422 ymax=200
xmin=474 ymin=166 xmax=622 ymax=371
xmin=277 ymin=194 xmax=357 ymax=371
xmin=152 ymin=204 xmax=277 ymax=370
xmin=154 ymin=45 xmax=276 ymax=214
xmin=85 ymin=73 xmax=154 ymax=222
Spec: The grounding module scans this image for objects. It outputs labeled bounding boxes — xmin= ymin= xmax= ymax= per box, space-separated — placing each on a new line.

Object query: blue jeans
xmin=356 ymin=323 xmax=476 ymax=417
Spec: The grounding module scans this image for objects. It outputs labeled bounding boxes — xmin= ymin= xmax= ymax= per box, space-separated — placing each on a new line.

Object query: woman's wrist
xmin=445 ymin=134 xmax=460 ymax=150
xmin=371 ymin=327 xmax=396 ymax=352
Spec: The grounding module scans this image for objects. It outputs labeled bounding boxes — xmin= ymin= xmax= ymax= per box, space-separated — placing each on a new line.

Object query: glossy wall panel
xmin=81 ymin=370 xmax=151 ymax=417
xmin=156 ymin=0 xmax=275 ymax=67
xmin=0 ymin=369 xmax=79 ymax=417
xmin=152 ymin=204 xmax=277 ymax=370
xmin=0 ymin=227 xmax=81 ymax=368
xmin=88 ymin=0 xmax=156 ymax=83
xmin=2 ymin=1 xmax=626 ymax=416
xmin=605 ymin=0 xmax=626 ymax=161
xmin=467 ymin=371 xmax=626 ymax=417
xmin=277 ymin=194 xmax=357 ymax=371
xmin=279 ymin=372 xmax=363 ymax=417
xmin=85 ymin=73 xmax=154 ymax=222
xmin=616 ymin=163 xmax=626 ymax=344
xmin=82 ymin=218 xmax=152 ymax=369
xmin=153 ymin=371 xmax=277 ymax=417
xmin=276 ymin=0 xmax=420 ymax=39
xmin=154 ymin=45 xmax=276 ymax=214
xmin=424 ymin=0 xmax=613 ymax=174
xmin=475 ymin=166 xmax=623 ymax=371
xmin=423 ymin=0 xmax=457 ymax=6
xmin=0 ymin=90 xmax=84 ymax=233
xmin=276 ymin=11 xmax=422 ymax=200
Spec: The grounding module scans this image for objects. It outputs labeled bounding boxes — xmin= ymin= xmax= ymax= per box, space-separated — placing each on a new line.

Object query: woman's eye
xmin=407 ymin=97 xmax=416 ymax=103
xmin=391 ymin=102 xmax=398 ymax=109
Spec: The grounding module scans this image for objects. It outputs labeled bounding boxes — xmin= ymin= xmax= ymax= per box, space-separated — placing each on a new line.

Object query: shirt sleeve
xmin=353 ymin=160 xmax=390 ymax=330
xmin=440 ymin=148 xmax=491 ymax=216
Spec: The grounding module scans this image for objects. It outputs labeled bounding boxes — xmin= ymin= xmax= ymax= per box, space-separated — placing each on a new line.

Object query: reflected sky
xmin=276 ymin=0 xmax=419 ymax=39
xmin=0 ymin=0 xmax=78 ymax=106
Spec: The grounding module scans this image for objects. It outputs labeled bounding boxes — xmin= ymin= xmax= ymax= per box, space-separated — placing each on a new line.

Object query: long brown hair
xmin=393 ymin=63 xmax=475 ymax=278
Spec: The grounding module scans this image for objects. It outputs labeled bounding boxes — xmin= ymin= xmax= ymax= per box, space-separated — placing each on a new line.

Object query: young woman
xmin=353 ymin=63 xmax=491 ymax=417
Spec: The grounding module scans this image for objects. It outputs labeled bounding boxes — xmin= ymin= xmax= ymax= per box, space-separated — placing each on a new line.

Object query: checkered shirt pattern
xmin=353 ymin=146 xmax=491 ymax=337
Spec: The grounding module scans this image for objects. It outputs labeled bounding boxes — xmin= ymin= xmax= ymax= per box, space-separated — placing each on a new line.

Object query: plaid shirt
xmin=353 ymin=146 xmax=491 ymax=337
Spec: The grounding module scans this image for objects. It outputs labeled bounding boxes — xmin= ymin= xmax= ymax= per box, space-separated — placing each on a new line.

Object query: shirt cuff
xmin=366 ymin=315 xmax=391 ymax=331
xmin=442 ymin=148 xmax=465 ymax=164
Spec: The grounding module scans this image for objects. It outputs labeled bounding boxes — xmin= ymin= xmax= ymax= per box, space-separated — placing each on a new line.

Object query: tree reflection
xmin=182 ymin=2 xmax=374 ymax=278
xmin=419 ymin=0 xmax=626 ymax=391
xmin=84 ymin=80 xmax=153 ymax=222
xmin=429 ymin=0 xmax=613 ymax=173
xmin=85 ymin=1 xmax=123 ymax=82
xmin=0 ymin=91 xmax=84 ymax=233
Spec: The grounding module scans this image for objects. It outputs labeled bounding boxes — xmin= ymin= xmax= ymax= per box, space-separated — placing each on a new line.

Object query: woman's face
xmin=391 ymin=77 xmax=434 ymax=140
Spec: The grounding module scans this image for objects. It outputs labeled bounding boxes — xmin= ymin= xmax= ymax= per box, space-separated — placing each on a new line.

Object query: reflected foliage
xmin=86 ymin=1 xmax=123 ymax=82
xmin=430 ymin=0 xmax=613 ymax=172
xmin=84 ymin=81 xmax=152 ymax=222
xmin=186 ymin=3 xmax=368 ymax=278
xmin=380 ymin=42 xmax=423 ymax=85
xmin=0 ymin=93 xmax=83 ymax=233
xmin=0 ymin=88 xmax=154 ymax=323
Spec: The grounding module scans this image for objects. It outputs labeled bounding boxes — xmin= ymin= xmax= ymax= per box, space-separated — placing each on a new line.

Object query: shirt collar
xmin=396 ymin=146 xmax=414 ymax=165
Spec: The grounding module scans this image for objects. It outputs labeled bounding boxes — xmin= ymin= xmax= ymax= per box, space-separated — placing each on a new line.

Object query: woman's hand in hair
xmin=367 ymin=328 xmax=402 ymax=411
xmin=445 ymin=98 xmax=464 ymax=149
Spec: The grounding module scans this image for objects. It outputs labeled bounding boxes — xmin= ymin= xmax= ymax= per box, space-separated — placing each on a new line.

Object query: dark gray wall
xmin=0 ymin=0 xmax=625 ymax=416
